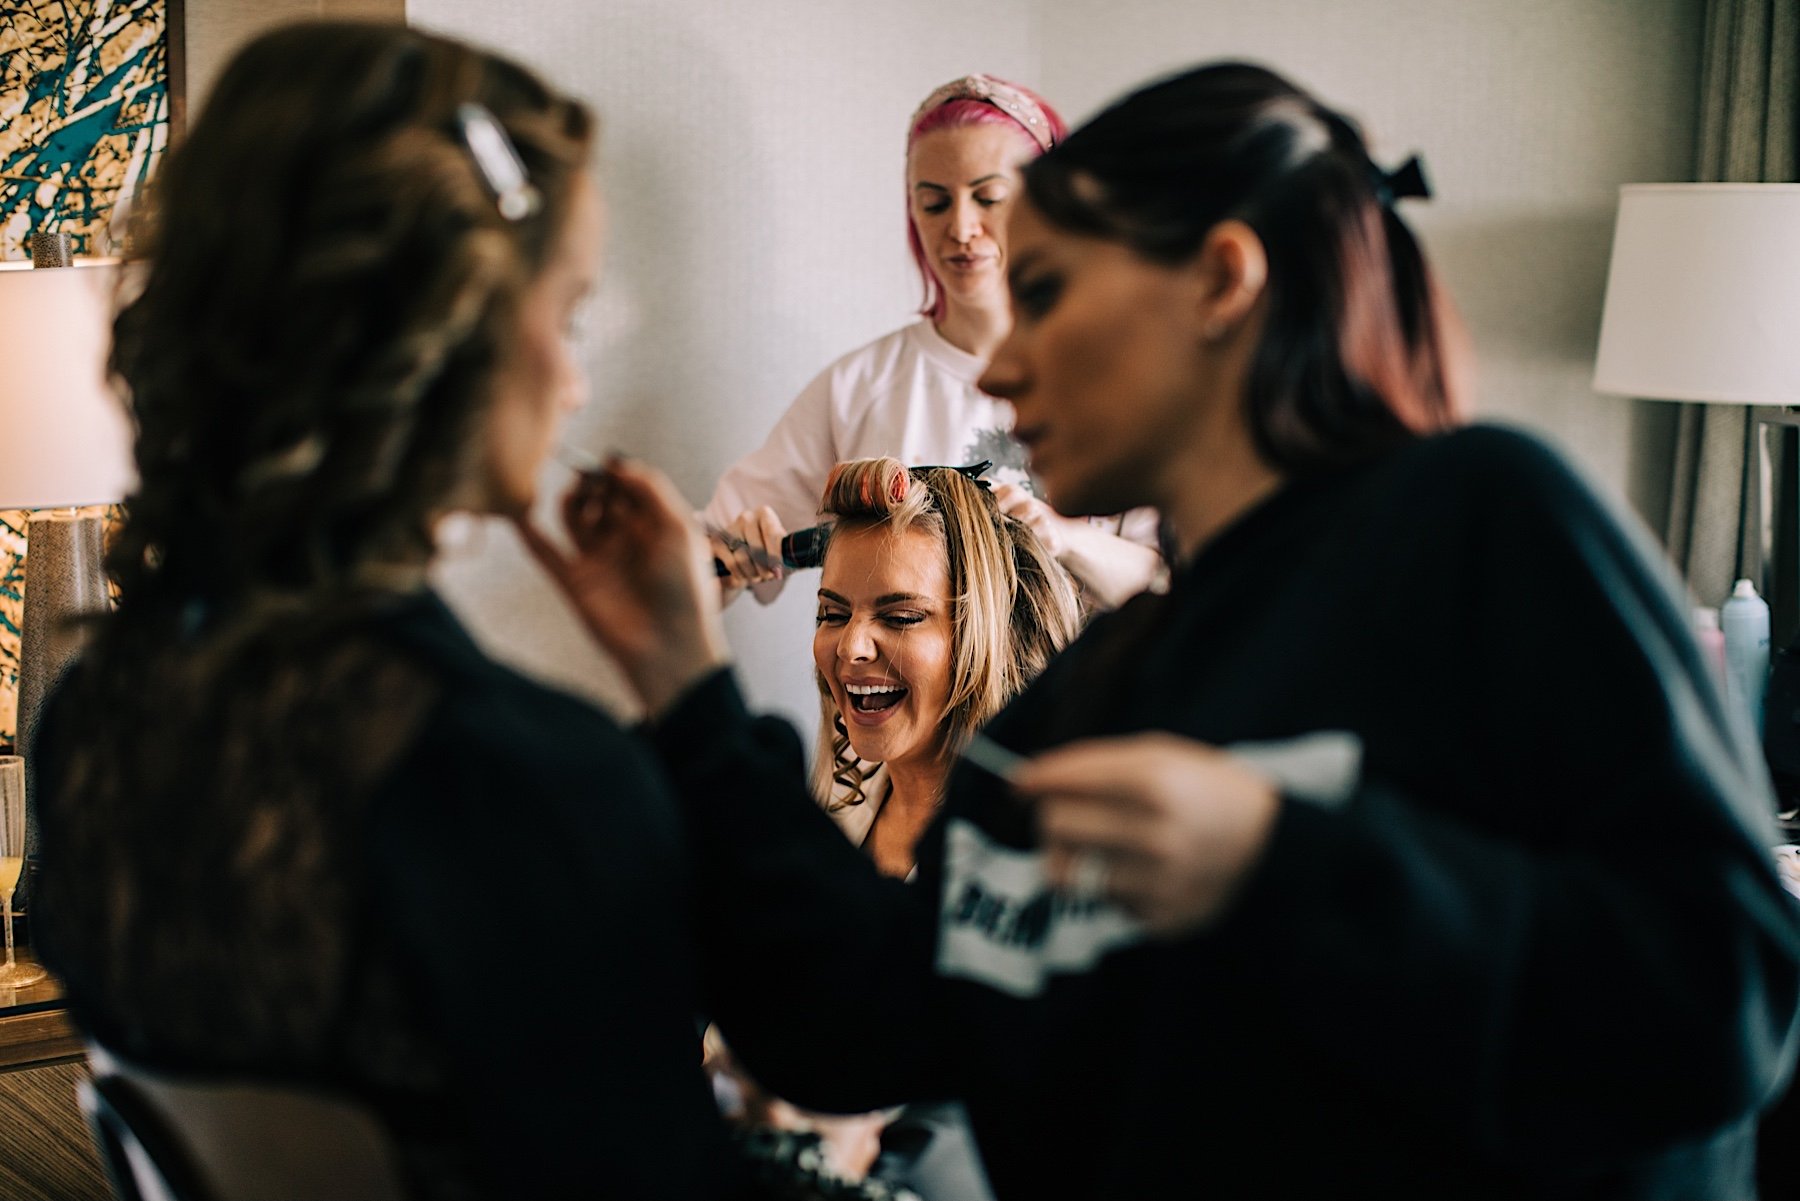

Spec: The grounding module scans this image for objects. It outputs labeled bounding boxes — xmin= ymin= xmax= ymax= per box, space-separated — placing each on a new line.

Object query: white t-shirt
xmin=703 ymin=319 xmax=1157 ymax=600
xmin=703 ymin=319 xmax=1030 ymax=535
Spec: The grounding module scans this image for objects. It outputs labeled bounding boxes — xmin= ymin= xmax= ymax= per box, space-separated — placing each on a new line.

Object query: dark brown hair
xmin=34 ymin=24 xmax=597 ymax=1102
xmin=1024 ymin=62 xmax=1462 ymax=473
xmin=107 ymin=21 xmax=594 ymax=624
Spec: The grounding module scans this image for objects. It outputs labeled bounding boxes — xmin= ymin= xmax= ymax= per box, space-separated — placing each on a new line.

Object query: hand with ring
xmin=709 ymin=505 xmax=788 ymax=595
xmin=1011 ymin=732 xmax=1283 ymax=936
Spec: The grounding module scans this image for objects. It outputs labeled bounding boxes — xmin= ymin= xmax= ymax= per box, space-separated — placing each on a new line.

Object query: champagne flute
xmin=0 ymin=757 xmax=46 ymax=987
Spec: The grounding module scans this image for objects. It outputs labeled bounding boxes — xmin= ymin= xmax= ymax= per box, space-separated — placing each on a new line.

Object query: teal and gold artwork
xmin=1 ymin=0 xmax=172 ymax=260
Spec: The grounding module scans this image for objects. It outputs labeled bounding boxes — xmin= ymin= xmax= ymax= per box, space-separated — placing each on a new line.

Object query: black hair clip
xmin=713 ymin=461 xmax=998 ymax=579
xmin=909 ymin=459 xmax=995 ymax=490
xmin=1372 ymin=154 xmax=1431 ymax=208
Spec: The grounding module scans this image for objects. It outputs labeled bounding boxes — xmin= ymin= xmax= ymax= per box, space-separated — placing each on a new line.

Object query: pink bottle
xmin=1694 ymin=606 xmax=1728 ymax=696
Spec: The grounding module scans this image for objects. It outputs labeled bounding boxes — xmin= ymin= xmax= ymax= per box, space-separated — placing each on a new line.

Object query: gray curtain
xmin=1664 ymin=0 xmax=1798 ymax=610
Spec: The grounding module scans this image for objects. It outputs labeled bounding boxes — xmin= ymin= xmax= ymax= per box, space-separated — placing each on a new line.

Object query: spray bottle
xmin=1722 ymin=579 xmax=1771 ymax=733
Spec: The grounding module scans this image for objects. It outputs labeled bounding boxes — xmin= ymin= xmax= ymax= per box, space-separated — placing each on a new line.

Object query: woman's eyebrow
xmin=913 ymin=174 xmax=1009 ymax=192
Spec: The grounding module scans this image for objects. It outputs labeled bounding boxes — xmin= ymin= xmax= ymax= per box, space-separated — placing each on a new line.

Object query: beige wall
xmin=412 ymin=0 xmax=1039 ymax=724
xmin=1038 ymin=0 xmax=1700 ymax=528
xmin=181 ymin=0 xmax=1706 ymax=728
xmin=185 ymin=0 xmax=406 ymax=108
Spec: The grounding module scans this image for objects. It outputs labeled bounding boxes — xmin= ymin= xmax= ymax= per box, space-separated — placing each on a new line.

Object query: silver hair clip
xmin=455 ymin=102 xmax=542 ymax=221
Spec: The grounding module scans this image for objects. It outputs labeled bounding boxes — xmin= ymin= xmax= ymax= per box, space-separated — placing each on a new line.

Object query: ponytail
xmin=1024 ymin=61 xmax=1464 ymax=474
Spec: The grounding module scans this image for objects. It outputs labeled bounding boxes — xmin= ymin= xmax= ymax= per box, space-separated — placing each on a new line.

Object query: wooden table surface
xmin=0 ymin=951 xmax=81 ymax=1071
xmin=0 ymin=953 xmax=109 ymax=1200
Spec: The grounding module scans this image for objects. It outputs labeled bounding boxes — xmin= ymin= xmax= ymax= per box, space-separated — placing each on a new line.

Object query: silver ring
xmin=1065 ymin=850 xmax=1110 ymax=902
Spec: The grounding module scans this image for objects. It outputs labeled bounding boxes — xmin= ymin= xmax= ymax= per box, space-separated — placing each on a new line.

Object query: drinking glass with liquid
xmin=0 ymin=756 xmax=46 ymax=987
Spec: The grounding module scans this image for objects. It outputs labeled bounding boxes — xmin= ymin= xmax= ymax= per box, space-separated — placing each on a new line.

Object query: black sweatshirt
xmin=652 ymin=425 xmax=1800 ymax=1198
xmin=37 ymin=593 xmax=748 ymax=1200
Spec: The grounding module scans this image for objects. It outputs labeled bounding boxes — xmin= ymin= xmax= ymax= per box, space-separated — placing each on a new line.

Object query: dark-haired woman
xmin=30 ymin=23 xmax=749 ymax=1201
xmin=530 ymin=61 xmax=1800 ymax=1199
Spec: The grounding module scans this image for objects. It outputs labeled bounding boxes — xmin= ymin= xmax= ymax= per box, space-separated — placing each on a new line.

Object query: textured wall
xmin=185 ymin=0 xmax=405 ymax=107
xmin=412 ymin=0 xmax=1038 ymax=725
xmin=1038 ymin=0 xmax=1701 ymax=528
xmin=408 ymin=0 xmax=1703 ymax=731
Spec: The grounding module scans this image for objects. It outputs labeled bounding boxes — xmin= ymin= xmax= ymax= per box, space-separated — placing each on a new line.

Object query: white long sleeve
xmin=702 ymin=320 xmax=1159 ymax=604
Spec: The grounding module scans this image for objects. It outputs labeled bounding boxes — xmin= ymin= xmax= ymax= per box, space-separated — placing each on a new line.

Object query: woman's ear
xmin=1191 ymin=219 xmax=1268 ymax=340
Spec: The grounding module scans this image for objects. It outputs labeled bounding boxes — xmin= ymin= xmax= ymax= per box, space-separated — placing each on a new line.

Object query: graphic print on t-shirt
xmin=937 ymin=730 xmax=1362 ymax=998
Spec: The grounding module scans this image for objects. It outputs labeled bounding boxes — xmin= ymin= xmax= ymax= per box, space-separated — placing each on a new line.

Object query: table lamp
xmin=0 ymin=256 xmax=134 ymax=883
xmin=1593 ymin=184 xmax=1800 ymax=584
xmin=1593 ymin=184 xmax=1800 ymax=820
xmin=1594 ymin=184 xmax=1800 ymax=407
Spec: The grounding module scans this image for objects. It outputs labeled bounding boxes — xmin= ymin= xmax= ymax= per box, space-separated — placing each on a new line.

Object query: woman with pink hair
xmin=704 ymin=75 xmax=1161 ymax=610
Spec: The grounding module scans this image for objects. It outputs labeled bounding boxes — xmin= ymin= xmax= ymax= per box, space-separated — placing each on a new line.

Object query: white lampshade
xmin=0 ymin=260 xmax=134 ymax=508
xmin=1592 ymin=184 xmax=1800 ymax=405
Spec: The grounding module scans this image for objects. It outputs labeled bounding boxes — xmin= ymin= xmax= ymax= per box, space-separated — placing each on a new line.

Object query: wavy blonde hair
xmin=812 ymin=458 xmax=1082 ymax=809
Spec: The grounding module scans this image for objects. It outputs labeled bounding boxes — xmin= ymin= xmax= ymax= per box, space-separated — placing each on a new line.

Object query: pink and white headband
xmin=911 ymin=74 xmax=1057 ymax=154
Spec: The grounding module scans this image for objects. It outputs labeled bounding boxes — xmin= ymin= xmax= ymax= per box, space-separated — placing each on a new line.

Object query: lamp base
xmin=15 ymin=509 xmax=109 ymax=912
